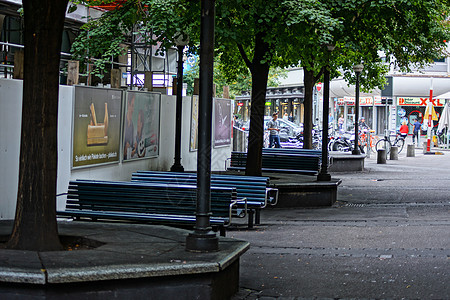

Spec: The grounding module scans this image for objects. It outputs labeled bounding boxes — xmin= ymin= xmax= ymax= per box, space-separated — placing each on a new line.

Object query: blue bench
xmin=227 ymin=150 xmax=322 ymax=175
xmin=262 ymin=148 xmax=322 ymax=158
xmin=131 ymin=171 xmax=278 ymax=228
xmin=57 ymin=179 xmax=241 ymax=236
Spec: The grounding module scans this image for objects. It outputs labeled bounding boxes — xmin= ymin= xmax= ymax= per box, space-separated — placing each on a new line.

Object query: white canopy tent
xmin=437 ymin=103 xmax=450 ymax=149
xmin=434 ymin=91 xmax=450 ymax=100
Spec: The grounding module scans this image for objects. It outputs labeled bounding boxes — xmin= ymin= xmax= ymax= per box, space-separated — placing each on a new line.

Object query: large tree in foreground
xmin=7 ymin=0 xmax=69 ymax=250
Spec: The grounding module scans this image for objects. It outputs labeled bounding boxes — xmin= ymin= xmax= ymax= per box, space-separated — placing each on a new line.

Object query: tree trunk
xmin=303 ymin=68 xmax=314 ymax=149
xmin=7 ymin=0 xmax=69 ymax=251
xmin=245 ymin=34 xmax=270 ymax=176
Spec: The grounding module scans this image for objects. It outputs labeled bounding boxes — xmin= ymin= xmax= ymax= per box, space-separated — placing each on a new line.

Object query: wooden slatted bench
xmin=227 ymin=150 xmax=322 ymax=175
xmin=131 ymin=171 xmax=278 ymax=228
xmin=57 ymin=179 xmax=240 ymax=236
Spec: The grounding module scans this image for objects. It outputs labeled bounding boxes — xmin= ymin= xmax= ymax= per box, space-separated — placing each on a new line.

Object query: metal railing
xmin=233 ymin=127 xmax=248 ymax=152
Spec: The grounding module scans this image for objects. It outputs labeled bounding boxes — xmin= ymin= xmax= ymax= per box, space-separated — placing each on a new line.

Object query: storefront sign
xmin=342 ymin=96 xmax=374 ymax=106
xmin=373 ymin=96 xmax=383 ymax=105
xmin=360 ymin=97 xmax=373 ymax=106
xmin=343 ymin=96 xmax=354 ymax=106
xmin=397 ymin=97 xmax=444 ymax=107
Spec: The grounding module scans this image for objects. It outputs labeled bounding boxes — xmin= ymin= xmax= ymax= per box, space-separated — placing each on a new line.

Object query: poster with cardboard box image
xmin=122 ymin=91 xmax=160 ymax=161
xmin=72 ymin=86 xmax=122 ymax=168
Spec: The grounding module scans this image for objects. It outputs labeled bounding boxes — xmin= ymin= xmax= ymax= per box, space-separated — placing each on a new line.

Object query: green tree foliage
xmin=184 ymin=54 xmax=286 ymax=98
xmin=295 ymin=0 xmax=449 ymax=148
xmin=72 ymin=0 xmax=449 ymax=173
xmin=71 ymin=0 xmax=202 ymax=77
xmin=318 ymin=0 xmax=448 ymax=87
xmin=214 ymin=0 xmax=338 ymax=175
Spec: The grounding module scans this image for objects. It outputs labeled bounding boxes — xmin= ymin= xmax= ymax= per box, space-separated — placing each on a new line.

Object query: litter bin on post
xmin=377 ymin=149 xmax=386 ymax=164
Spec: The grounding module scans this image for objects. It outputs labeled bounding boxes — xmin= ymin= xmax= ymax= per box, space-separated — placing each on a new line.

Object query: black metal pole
xmin=352 ymin=71 xmax=361 ymax=155
xmin=317 ymin=64 xmax=331 ymax=181
xmin=186 ymin=0 xmax=218 ymax=252
xmin=170 ymin=45 xmax=185 ymax=172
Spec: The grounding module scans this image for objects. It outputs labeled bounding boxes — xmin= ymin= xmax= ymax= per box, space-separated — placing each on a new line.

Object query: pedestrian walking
xmin=338 ymin=114 xmax=344 ymax=132
xmin=267 ymin=112 xmax=281 ymax=148
xmin=399 ymin=121 xmax=409 ymax=139
xmin=412 ymin=118 xmax=421 ymax=145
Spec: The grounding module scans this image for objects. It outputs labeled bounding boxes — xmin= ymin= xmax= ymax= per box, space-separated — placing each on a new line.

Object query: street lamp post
xmin=317 ymin=44 xmax=335 ymax=181
xmin=170 ymin=33 xmax=189 ymax=172
xmin=185 ymin=0 xmax=219 ymax=252
xmin=352 ymin=64 xmax=364 ymax=155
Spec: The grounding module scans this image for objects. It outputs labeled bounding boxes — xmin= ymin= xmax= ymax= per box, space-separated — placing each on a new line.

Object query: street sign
xmin=316 ymin=82 xmax=322 ymax=92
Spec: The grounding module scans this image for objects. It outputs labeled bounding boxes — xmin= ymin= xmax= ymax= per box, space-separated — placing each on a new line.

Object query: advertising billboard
xmin=213 ymin=98 xmax=232 ymax=147
xmin=190 ymin=95 xmax=199 ymax=151
xmin=72 ymin=86 xmax=122 ymax=168
xmin=122 ymin=91 xmax=160 ymax=161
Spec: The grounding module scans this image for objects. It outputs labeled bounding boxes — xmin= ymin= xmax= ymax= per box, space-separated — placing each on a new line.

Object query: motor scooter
xmin=332 ymin=131 xmax=365 ymax=153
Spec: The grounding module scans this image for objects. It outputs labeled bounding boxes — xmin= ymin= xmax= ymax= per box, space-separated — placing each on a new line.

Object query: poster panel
xmin=122 ymin=91 xmax=160 ymax=161
xmin=213 ymin=98 xmax=232 ymax=147
xmin=72 ymin=86 xmax=122 ymax=168
xmin=190 ymin=95 xmax=199 ymax=151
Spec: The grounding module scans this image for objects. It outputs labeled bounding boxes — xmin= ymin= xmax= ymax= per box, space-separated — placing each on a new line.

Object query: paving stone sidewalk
xmin=230 ymin=147 xmax=450 ymax=299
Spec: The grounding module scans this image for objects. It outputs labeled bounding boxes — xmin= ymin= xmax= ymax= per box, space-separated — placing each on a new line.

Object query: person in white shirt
xmin=267 ymin=112 xmax=281 ymax=148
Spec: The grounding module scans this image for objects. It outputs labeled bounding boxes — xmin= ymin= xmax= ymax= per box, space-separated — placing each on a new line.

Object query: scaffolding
xmin=0 ymin=5 xmax=177 ymax=91
xmin=129 ymin=24 xmax=177 ymax=91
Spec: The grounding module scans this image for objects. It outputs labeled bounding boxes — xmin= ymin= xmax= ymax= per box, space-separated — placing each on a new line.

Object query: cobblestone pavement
xmin=230 ymin=147 xmax=450 ymax=299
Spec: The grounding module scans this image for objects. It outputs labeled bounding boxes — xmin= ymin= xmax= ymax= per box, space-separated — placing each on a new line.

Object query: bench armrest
xmin=229 ymin=197 xmax=247 ymax=225
xmin=224 ymin=157 xmax=231 ymax=171
xmin=266 ymin=187 xmax=279 ymax=206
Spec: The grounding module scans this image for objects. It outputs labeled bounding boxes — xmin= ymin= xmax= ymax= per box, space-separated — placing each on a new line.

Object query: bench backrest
xmin=66 ymin=180 xmax=235 ymax=219
xmin=230 ymin=151 xmax=321 ymax=172
xmin=131 ymin=171 xmax=273 ymax=206
xmin=262 ymin=148 xmax=322 ymax=157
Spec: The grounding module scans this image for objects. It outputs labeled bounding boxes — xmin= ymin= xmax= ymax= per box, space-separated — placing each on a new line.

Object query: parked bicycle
xmin=391 ymin=132 xmax=406 ymax=153
xmin=359 ymin=129 xmax=380 ymax=153
xmin=375 ymin=131 xmax=405 ymax=154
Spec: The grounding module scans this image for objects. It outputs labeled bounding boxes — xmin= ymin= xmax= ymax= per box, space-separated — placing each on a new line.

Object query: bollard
xmin=390 ymin=146 xmax=398 ymax=160
xmin=377 ymin=149 xmax=386 ymax=164
xmin=423 ymin=141 xmax=428 ymax=154
xmin=406 ymin=144 xmax=415 ymax=157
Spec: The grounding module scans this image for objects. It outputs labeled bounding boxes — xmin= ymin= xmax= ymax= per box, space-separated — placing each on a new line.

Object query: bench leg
xmin=248 ymin=209 xmax=254 ymax=229
xmin=255 ymin=208 xmax=261 ymax=225
xmin=219 ymin=226 xmax=226 ymax=237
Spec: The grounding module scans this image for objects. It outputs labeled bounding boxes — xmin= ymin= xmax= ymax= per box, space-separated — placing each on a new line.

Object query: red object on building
xmin=87 ymin=0 xmax=128 ymax=11
xmin=316 ymin=82 xmax=322 ymax=92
